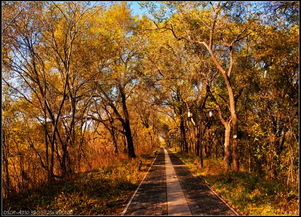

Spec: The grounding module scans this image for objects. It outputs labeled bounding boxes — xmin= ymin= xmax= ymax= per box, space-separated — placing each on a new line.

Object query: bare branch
xmin=2 ymin=79 xmax=34 ymax=105
xmin=51 ymin=1 xmax=69 ymax=23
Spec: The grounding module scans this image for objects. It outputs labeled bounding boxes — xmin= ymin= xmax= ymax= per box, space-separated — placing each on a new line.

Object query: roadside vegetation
xmin=3 ymin=153 xmax=154 ymax=215
xmin=170 ymin=147 xmax=299 ymax=216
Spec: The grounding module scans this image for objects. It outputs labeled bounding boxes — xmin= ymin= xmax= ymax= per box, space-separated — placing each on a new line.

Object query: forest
xmin=2 ymin=1 xmax=299 ymax=215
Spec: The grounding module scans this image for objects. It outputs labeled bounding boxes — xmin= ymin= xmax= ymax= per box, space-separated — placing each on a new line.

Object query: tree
xmin=2 ymin=1 xmax=103 ymax=178
xmin=87 ymin=2 xmax=143 ymax=158
xmin=141 ymin=1 xmax=255 ymax=171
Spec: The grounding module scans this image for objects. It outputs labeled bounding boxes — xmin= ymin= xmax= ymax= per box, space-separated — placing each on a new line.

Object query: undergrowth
xmin=170 ymin=147 xmax=299 ymax=216
xmin=3 ymin=153 xmax=155 ymax=215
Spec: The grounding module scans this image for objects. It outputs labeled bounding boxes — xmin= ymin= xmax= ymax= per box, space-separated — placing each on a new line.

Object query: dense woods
xmin=1 ymin=1 xmax=299 ymax=213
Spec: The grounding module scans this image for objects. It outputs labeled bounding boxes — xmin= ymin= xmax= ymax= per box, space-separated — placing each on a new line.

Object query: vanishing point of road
xmin=122 ymin=148 xmax=238 ymax=216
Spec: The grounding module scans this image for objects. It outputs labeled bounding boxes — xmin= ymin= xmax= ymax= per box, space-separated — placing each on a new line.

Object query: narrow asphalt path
xmin=122 ymin=148 xmax=238 ymax=216
xmin=122 ymin=148 xmax=167 ymax=215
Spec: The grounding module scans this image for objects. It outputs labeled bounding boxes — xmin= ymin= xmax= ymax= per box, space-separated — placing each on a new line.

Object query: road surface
xmin=122 ymin=148 xmax=238 ymax=216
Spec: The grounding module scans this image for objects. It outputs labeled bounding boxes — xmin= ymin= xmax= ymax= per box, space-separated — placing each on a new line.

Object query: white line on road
xmin=121 ymin=153 xmax=158 ymax=216
xmin=164 ymin=148 xmax=192 ymax=216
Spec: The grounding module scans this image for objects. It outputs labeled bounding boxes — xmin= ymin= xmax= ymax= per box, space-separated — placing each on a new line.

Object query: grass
xmin=3 ymin=153 xmax=155 ymax=215
xmin=169 ymin=147 xmax=299 ymax=216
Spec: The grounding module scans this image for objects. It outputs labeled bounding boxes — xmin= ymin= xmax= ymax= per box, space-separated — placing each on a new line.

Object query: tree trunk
xmin=50 ymin=131 xmax=55 ymax=180
xmin=231 ymin=114 xmax=239 ymax=171
xmin=180 ymin=117 xmax=188 ymax=153
xmin=149 ymin=131 xmax=153 ymax=151
xmin=195 ymin=128 xmax=200 ymax=156
xmin=205 ymin=42 xmax=240 ymax=172
xmin=215 ymin=138 xmax=218 ymax=159
xmin=2 ymin=130 xmax=11 ymax=198
xmin=196 ymin=131 xmax=203 ymax=168
xmin=120 ymin=85 xmax=136 ymax=158
xmin=224 ymin=122 xmax=231 ymax=171
xmin=44 ymin=125 xmax=50 ymax=179
xmin=124 ymin=120 xmax=136 ymax=158
xmin=107 ymin=126 xmax=118 ymax=154
xmin=61 ymin=144 xmax=68 ymax=177
xmin=204 ymin=139 xmax=210 ymax=158
xmin=112 ymin=130 xmax=119 ymax=155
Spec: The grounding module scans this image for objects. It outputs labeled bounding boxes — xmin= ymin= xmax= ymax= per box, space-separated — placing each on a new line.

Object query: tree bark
xmin=110 ymin=129 xmax=118 ymax=154
xmin=180 ymin=116 xmax=188 ymax=153
xmin=195 ymin=128 xmax=200 ymax=156
xmin=231 ymin=114 xmax=239 ymax=171
xmin=224 ymin=122 xmax=231 ymax=171
xmin=124 ymin=120 xmax=136 ymax=158
xmin=196 ymin=130 xmax=203 ymax=168
xmin=120 ymin=85 xmax=136 ymax=158
xmin=2 ymin=130 xmax=11 ymax=198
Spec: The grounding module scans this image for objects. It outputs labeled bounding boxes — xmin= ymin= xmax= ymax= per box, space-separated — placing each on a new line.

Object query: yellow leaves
xmin=135 ymin=15 xmax=155 ymax=36
xmin=288 ymin=24 xmax=299 ymax=43
xmin=111 ymin=64 xmax=125 ymax=79
xmin=290 ymin=24 xmax=299 ymax=35
xmin=109 ymin=2 xmax=131 ymax=26
xmin=99 ymin=2 xmax=133 ymax=37
xmin=52 ymin=28 xmax=70 ymax=56
xmin=249 ymin=188 xmax=262 ymax=200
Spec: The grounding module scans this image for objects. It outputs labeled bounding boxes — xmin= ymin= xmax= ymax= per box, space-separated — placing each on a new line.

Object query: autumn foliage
xmin=1 ymin=1 xmax=299 ymax=213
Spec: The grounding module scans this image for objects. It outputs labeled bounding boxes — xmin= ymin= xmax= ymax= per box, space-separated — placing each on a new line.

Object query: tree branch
xmin=207 ymin=86 xmax=227 ymax=125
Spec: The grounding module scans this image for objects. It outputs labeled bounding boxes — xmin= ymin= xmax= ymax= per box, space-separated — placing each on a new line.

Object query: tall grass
xmin=3 ymin=149 xmax=155 ymax=215
xmin=170 ymin=149 xmax=299 ymax=216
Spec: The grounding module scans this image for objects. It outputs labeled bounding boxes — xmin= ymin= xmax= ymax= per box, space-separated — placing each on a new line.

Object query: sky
xmin=96 ymin=1 xmax=150 ymax=17
xmin=127 ymin=1 xmax=148 ymax=17
xmin=100 ymin=1 xmax=165 ymax=18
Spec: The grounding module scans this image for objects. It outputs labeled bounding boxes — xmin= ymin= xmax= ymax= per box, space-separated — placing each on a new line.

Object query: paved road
xmin=122 ymin=148 xmax=237 ymax=216
xmin=122 ymin=148 xmax=167 ymax=215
